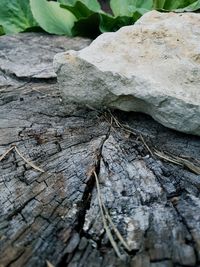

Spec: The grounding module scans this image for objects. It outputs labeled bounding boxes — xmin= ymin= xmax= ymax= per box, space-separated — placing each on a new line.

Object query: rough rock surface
xmin=54 ymin=11 xmax=200 ymax=136
xmin=0 ymin=33 xmax=200 ymax=267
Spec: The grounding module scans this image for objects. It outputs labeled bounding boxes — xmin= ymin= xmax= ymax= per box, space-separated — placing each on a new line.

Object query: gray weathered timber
xmin=0 ymin=32 xmax=91 ymax=82
xmin=0 ymin=33 xmax=200 ymax=267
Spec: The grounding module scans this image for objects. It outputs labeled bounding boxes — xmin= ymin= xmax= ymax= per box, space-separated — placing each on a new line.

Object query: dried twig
xmin=154 ymin=149 xmax=200 ymax=175
xmin=93 ymin=171 xmax=123 ymax=259
xmin=154 ymin=149 xmax=182 ymax=166
xmin=139 ymin=134 xmax=153 ymax=156
xmin=108 ymin=111 xmax=136 ymax=136
xmin=0 ymin=146 xmax=15 ymax=161
xmin=171 ymin=154 xmax=200 ymax=175
xmin=46 ymin=260 xmax=55 ymax=267
xmin=14 ymin=146 xmax=45 ymax=173
xmin=0 ymin=145 xmax=45 ymax=173
xmin=107 ymin=111 xmax=200 ymax=176
xmin=101 ymin=201 xmax=131 ymax=252
xmin=94 ymin=171 xmax=131 ymax=257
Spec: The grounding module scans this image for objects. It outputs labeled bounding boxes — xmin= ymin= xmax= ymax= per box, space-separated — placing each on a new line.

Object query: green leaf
xmin=72 ymin=13 xmax=101 ymax=38
xmin=0 ymin=25 xmax=5 ymax=36
xmin=30 ymin=0 xmax=76 ymax=35
xmin=153 ymin=0 xmax=198 ymax=10
xmin=58 ymin=0 xmax=77 ymax=4
xmin=110 ymin=0 xmax=153 ymax=17
xmin=61 ymin=2 xmax=94 ymax=19
xmin=176 ymin=0 xmax=200 ymax=11
xmin=59 ymin=0 xmax=101 ymax=12
xmin=60 ymin=0 xmax=102 ymax=38
xmin=0 ymin=0 xmax=38 ymax=34
xmin=99 ymin=13 xmax=135 ymax=32
xmin=60 ymin=0 xmax=101 ymax=19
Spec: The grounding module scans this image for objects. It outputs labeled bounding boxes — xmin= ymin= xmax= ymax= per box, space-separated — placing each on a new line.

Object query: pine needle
xmin=154 ymin=149 xmax=182 ymax=166
xmin=102 ymin=201 xmax=131 ymax=251
xmin=139 ymin=134 xmax=153 ymax=156
xmin=94 ymin=171 xmax=127 ymax=259
xmin=0 ymin=146 xmax=15 ymax=161
xmin=14 ymin=146 xmax=45 ymax=173
xmin=154 ymin=149 xmax=200 ymax=174
xmin=171 ymin=154 xmax=200 ymax=175
xmin=46 ymin=260 xmax=55 ymax=267
xmin=0 ymin=145 xmax=45 ymax=173
xmin=93 ymin=171 xmax=123 ymax=259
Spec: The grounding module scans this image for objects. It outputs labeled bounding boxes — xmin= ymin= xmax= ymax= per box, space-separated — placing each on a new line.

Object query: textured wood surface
xmin=0 ymin=33 xmax=200 ymax=267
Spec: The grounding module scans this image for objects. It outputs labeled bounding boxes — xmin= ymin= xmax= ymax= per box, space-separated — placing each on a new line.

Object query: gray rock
xmin=54 ymin=11 xmax=200 ymax=136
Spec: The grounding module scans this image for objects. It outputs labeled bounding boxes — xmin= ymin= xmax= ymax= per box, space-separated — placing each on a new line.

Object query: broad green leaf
xmin=100 ymin=13 xmax=135 ymax=32
xmin=153 ymin=0 xmax=197 ymax=10
xmin=61 ymin=2 xmax=95 ymax=19
xmin=72 ymin=13 xmax=101 ymax=38
xmin=76 ymin=0 xmax=101 ymax=11
xmin=58 ymin=0 xmax=77 ymax=4
xmin=60 ymin=0 xmax=101 ymax=20
xmin=110 ymin=0 xmax=153 ymax=17
xmin=79 ymin=0 xmax=101 ymax=10
xmin=0 ymin=25 xmax=5 ymax=36
xmin=0 ymin=0 xmax=38 ymax=34
xmin=176 ymin=0 xmax=200 ymax=11
xmin=61 ymin=1 xmax=103 ymax=38
xmin=30 ymin=0 xmax=76 ymax=35
xmin=59 ymin=0 xmax=101 ymax=12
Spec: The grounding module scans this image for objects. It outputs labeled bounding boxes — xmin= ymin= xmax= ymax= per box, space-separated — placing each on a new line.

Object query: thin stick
xmin=93 ymin=171 xmax=123 ymax=259
xmin=46 ymin=260 xmax=54 ymax=267
xmin=102 ymin=202 xmax=131 ymax=251
xmin=108 ymin=111 xmax=136 ymax=136
xmin=140 ymin=134 xmax=153 ymax=156
xmin=0 ymin=146 xmax=15 ymax=161
xmin=154 ymin=149 xmax=200 ymax=174
xmin=154 ymin=150 xmax=182 ymax=166
xmin=14 ymin=146 xmax=45 ymax=173
xmin=172 ymin=154 xmax=200 ymax=175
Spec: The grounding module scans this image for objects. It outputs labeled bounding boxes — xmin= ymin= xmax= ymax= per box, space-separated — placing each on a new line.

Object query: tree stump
xmin=0 ymin=33 xmax=200 ymax=267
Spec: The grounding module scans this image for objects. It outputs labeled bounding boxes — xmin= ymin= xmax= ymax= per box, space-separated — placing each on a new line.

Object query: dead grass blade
xmin=93 ymin=171 xmax=123 ymax=259
xmin=105 ymin=111 xmax=200 ymax=175
xmin=154 ymin=150 xmax=183 ymax=165
xmin=139 ymin=134 xmax=153 ymax=156
xmin=102 ymin=201 xmax=131 ymax=252
xmin=0 ymin=145 xmax=44 ymax=173
xmin=14 ymin=146 xmax=45 ymax=173
xmin=108 ymin=111 xmax=136 ymax=136
xmin=46 ymin=260 xmax=55 ymax=267
xmin=172 ymin=155 xmax=200 ymax=175
xmin=0 ymin=146 xmax=15 ymax=161
xmin=154 ymin=149 xmax=200 ymax=175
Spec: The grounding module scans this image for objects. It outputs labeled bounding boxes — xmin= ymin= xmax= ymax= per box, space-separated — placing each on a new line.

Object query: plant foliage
xmin=0 ymin=25 xmax=5 ymax=36
xmin=30 ymin=0 xmax=76 ymax=35
xmin=0 ymin=0 xmax=38 ymax=34
xmin=0 ymin=0 xmax=199 ymax=37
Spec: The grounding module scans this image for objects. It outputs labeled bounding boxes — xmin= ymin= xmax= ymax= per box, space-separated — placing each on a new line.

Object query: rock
xmin=54 ymin=11 xmax=200 ymax=136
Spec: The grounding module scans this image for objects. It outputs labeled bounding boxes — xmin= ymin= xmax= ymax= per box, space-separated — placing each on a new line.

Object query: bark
xmin=0 ymin=33 xmax=200 ymax=267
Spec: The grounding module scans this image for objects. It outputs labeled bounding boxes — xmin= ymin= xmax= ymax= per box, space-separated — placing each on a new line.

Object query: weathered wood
xmin=0 ymin=33 xmax=200 ymax=267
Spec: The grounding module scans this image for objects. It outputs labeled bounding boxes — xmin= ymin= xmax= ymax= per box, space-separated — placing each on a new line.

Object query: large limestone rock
xmin=54 ymin=11 xmax=200 ymax=136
